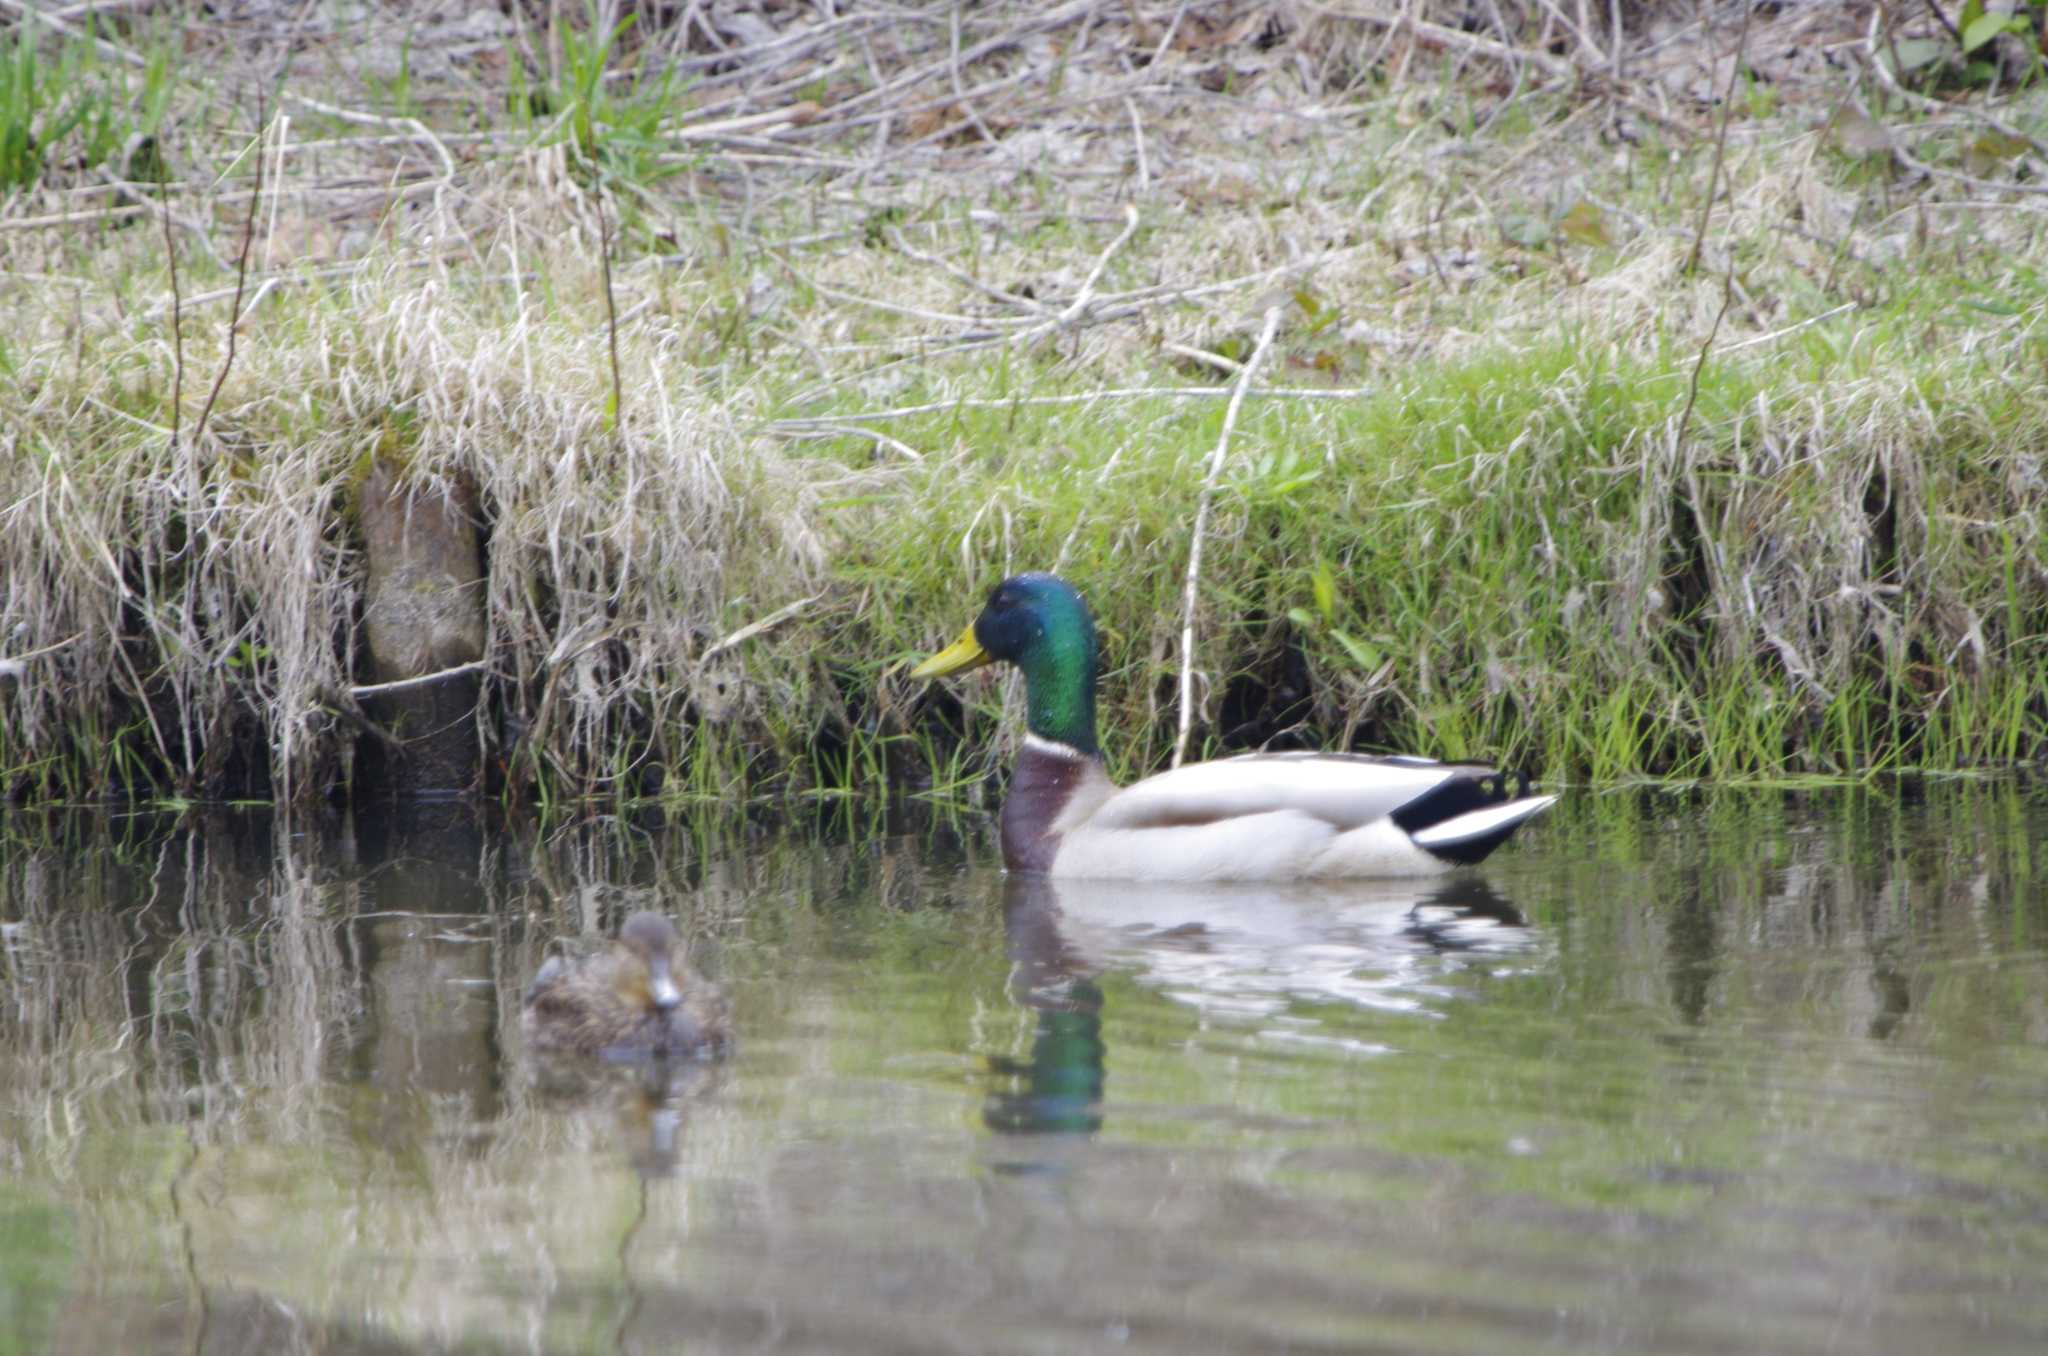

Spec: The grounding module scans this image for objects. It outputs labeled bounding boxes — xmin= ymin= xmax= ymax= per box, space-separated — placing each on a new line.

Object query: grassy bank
xmin=1 ymin=2 xmax=2045 ymax=805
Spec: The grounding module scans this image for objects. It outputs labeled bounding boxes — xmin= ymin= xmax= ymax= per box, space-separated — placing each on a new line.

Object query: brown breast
xmin=1001 ymin=742 xmax=1099 ymax=873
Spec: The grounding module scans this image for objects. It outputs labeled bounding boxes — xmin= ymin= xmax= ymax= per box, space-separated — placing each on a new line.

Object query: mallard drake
xmin=911 ymin=572 xmax=1556 ymax=880
xmin=522 ymin=911 xmax=730 ymax=1059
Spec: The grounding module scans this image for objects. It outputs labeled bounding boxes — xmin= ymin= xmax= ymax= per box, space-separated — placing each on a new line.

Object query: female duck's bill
xmin=912 ymin=572 xmax=1557 ymax=881
xmin=522 ymin=910 xmax=731 ymax=1060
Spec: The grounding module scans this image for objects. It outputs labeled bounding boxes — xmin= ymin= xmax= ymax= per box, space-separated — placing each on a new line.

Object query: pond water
xmin=2 ymin=785 xmax=2045 ymax=1355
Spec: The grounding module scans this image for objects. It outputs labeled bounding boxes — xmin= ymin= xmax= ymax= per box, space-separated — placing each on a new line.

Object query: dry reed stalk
xmin=1174 ymin=303 xmax=1283 ymax=769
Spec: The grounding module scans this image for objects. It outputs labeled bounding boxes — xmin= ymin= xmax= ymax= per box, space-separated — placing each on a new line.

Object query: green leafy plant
xmin=526 ymin=2 xmax=685 ymax=190
xmin=0 ymin=16 xmax=173 ymax=189
xmin=1960 ymin=0 xmax=2042 ymax=61
xmin=1894 ymin=1 xmax=2046 ymax=88
xmin=1286 ymin=559 xmax=1390 ymax=677
xmin=1 ymin=16 xmax=89 ymax=187
xmin=367 ymin=32 xmax=419 ymax=118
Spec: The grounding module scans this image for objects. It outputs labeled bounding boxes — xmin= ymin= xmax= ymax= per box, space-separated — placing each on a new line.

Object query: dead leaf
xmin=1829 ymin=108 xmax=1893 ymax=156
xmin=1965 ymin=131 xmax=2030 ymax=177
xmin=1559 ymin=199 xmax=1611 ymax=247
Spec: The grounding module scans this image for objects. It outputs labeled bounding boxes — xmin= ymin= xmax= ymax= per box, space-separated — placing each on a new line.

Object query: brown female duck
xmin=522 ymin=911 xmax=730 ymax=1059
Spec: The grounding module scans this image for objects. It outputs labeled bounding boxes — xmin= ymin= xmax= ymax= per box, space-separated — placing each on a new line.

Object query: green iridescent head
xmin=910 ymin=572 xmax=1100 ymax=755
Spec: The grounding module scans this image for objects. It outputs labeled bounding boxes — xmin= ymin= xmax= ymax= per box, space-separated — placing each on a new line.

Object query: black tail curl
xmin=1389 ymin=766 xmax=1546 ymax=867
xmin=1387 ymin=766 xmax=1539 ymax=837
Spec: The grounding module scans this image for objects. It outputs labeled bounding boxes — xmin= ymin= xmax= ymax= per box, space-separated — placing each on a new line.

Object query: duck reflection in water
xmin=1400 ymin=877 xmax=1530 ymax=953
xmin=984 ymin=874 xmax=1536 ymax=1147
xmin=985 ymin=876 xmax=1107 ymax=1139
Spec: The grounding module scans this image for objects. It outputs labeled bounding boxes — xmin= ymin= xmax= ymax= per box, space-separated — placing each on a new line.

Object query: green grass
xmin=0 ymin=15 xmax=171 ymax=190
xmin=811 ymin=320 xmax=2047 ymax=786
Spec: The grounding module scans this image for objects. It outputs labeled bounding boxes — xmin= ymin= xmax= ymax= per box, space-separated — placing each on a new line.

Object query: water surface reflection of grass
xmin=1 ymin=787 xmax=2045 ymax=1354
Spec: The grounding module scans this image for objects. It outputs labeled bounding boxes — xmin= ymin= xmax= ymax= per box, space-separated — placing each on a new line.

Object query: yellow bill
xmin=910 ymin=625 xmax=992 ymax=679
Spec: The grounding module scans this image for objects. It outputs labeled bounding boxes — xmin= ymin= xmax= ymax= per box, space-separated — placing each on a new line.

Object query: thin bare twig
xmin=780 ymin=425 xmax=926 ymax=461
xmin=1673 ymin=2 xmax=1754 ymax=448
xmin=598 ymin=190 xmax=624 ymax=432
xmin=1144 ymin=0 xmax=1192 ymax=69
xmin=1674 ymin=285 xmax=1732 ymax=452
xmin=49 ymin=0 xmax=164 ymax=22
xmin=1685 ymin=0 xmax=1754 ymax=277
xmin=323 ymin=700 xmax=406 ymax=751
xmin=1305 ymin=2 xmax=1578 ymax=81
xmin=1716 ymin=301 xmax=1858 ymax=355
xmin=1161 ymin=342 xmax=1244 ymax=376
xmin=286 ymin=92 xmax=458 ymax=180
xmin=160 ymin=151 xmax=183 ymax=450
xmin=948 ymin=0 xmax=1001 ymax=148
xmin=769 ymin=382 xmax=1370 ymax=429
xmin=1125 ymin=96 xmax=1152 ymax=193
xmin=1174 ymin=304 xmax=1284 ymax=769
xmin=0 ymin=633 xmax=82 ymax=666
xmin=674 ymin=104 xmax=824 ymax=143
xmin=1609 ymin=0 xmax=1624 ymax=85
xmin=1014 ymin=203 xmax=1141 ymax=345
xmin=1057 ymin=202 xmax=1142 ymax=327
xmin=1920 ymin=0 xmax=1964 ymax=45
xmin=349 ymin=662 xmax=486 ymax=700
xmin=193 ymin=101 xmax=269 ymax=447
xmin=0 ymin=204 xmax=150 ymax=231
xmin=884 ymin=226 xmax=1051 ymax=315
xmin=0 ymin=0 xmax=145 ymax=65
xmin=1887 ymin=132 xmax=2048 ymax=195
xmin=701 ymin=594 xmax=822 ymax=662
